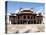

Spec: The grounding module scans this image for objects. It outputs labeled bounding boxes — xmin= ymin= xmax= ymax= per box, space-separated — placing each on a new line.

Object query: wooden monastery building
xmin=9 ymin=8 xmax=43 ymax=24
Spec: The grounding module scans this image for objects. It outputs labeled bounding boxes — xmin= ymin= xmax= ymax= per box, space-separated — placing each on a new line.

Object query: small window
xmin=24 ymin=16 xmax=26 ymax=19
xmin=28 ymin=16 xmax=30 ymax=19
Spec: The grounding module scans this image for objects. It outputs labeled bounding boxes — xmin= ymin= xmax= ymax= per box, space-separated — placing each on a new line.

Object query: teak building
xmin=9 ymin=8 xmax=43 ymax=24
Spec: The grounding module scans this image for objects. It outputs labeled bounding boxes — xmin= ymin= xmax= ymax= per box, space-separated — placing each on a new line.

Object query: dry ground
xmin=7 ymin=24 xmax=45 ymax=33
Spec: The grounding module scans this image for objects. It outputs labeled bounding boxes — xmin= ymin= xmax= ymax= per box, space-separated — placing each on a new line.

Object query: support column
xmin=33 ymin=19 xmax=34 ymax=24
xmin=27 ymin=20 xmax=28 ymax=24
xmin=35 ymin=19 xmax=36 ymax=24
xmin=39 ymin=20 xmax=40 ymax=24
xmin=36 ymin=20 xmax=37 ymax=24
xmin=17 ymin=16 xmax=19 ymax=24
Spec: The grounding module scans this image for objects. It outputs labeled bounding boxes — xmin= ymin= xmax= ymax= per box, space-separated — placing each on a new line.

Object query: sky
xmin=7 ymin=1 xmax=45 ymax=14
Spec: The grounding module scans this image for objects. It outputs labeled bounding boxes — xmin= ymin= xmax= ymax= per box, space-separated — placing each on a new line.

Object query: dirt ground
xmin=7 ymin=24 xmax=45 ymax=33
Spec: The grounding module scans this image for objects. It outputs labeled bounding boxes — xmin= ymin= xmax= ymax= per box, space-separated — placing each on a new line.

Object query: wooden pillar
xmin=39 ymin=20 xmax=40 ymax=24
xmin=39 ymin=22 xmax=40 ymax=24
xmin=35 ymin=19 xmax=36 ymax=23
xmin=35 ymin=16 xmax=36 ymax=24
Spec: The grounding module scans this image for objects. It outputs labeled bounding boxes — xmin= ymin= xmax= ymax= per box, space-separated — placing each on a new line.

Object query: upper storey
xmin=18 ymin=8 xmax=33 ymax=14
xmin=9 ymin=8 xmax=43 ymax=17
